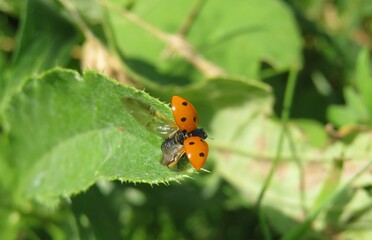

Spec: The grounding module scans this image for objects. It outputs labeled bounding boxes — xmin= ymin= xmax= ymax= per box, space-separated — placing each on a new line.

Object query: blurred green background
xmin=0 ymin=0 xmax=371 ymax=239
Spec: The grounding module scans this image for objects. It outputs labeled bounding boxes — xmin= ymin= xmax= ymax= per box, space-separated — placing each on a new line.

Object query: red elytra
xmin=184 ymin=136 xmax=209 ymax=170
xmin=171 ymin=96 xmax=198 ymax=133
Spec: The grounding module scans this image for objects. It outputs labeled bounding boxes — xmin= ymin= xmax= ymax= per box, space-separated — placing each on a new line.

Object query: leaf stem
xmin=286 ymin=128 xmax=307 ymax=216
xmin=256 ymin=68 xmax=298 ymax=204
xmin=177 ymin=0 xmax=207 ymax=36
xmin=99 ymin=0 xmax=225 ymax=78
xmin=58 ymin=0 xmax=93 ymax=38
xmin=255 ymin=68 xmax=299 ymax=239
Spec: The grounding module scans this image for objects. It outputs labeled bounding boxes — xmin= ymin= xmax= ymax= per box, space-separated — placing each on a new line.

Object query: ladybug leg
xmin=167 ymin=130 xmax=178 ymax=140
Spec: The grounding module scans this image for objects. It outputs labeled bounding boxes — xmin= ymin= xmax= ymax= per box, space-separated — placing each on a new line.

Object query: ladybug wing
xmin=161 ymin=141 xmax=185 ymax=168
xmin=184 ymin=136 xmax=209 ymax=171
xmin=171 ymin=96 xmax=198 ymax=132
xmin=122 ymin=97 xmax=177 ymax=137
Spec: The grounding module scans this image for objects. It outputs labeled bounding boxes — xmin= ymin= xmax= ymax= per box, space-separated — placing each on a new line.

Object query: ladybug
xmin=161 ymin=96 xmax=209 ymax=171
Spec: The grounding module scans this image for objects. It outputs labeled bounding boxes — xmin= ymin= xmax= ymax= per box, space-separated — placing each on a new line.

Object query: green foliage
xmin=5 ymin=69 xmax=199 ymax=207
xmin=328 ymin=49 xmax=372 ymax=127
xmin=111 ymin=0 xmax=302 ymax=80
xmin=0 ymin=0 xmax=371 ymax=239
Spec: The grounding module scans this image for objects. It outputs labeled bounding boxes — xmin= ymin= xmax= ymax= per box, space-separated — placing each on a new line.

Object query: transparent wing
xmin=122 ymin=97 xmax=177 ymax=137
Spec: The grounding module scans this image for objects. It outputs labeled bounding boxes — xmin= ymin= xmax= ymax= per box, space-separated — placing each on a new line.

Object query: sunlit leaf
xmin=6 ymin=68 xmax=194 ymax=207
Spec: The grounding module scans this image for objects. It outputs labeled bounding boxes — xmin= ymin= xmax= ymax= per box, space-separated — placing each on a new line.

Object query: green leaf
xmin=0 ymin=0 xmax=22 ymax=16
xmin=211 ymin=101 xmax=311 ymax=220
xmin=0 ymin=208 xmax=20 ymax=240
xmin=1 ymin=0 xmax=77 ymax=112
xmin=5 ymin=68 xmax=193 ymax=207
xmin=293 ymin=119 xmax=328 ymax=148
xmin=343 ymin=87 xmax=370 ymax=123
xmin=72 ymin=184 xmax=122 ymax=239
xmin=109 ymin=0 xmax=302 ymax=82
xmin=11 ymin=0 xmax=76 ymax=76
xmin=311 ymin=159 xmax=343 ymax=211
xmin=326 ymin=49 xmax=372 ymax=127
xmin=327 ymin=105 xmax=358 ymax=127
xmin=324 ymin=187 xmax=354 ymax=229
xmin=188 ymin=0 xmax=302 ymax=77
xmin=341 ymin=217 xmax=372 ymax=240
xmin=355 ymin=48 xmax=372 ymax=117
xmin=209 ymin=89 xmax=372 ymax=235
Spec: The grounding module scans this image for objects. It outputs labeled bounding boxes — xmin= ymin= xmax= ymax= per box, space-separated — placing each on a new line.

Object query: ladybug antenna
xmin=206 ymin=134 xmax=213 ymax=140
xmin=200 ymin=168 xmax=211 ymax=173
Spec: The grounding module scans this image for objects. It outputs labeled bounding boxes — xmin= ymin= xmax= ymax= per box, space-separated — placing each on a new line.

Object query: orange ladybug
xmin=161 ymin=96 xmax=209 ymax=171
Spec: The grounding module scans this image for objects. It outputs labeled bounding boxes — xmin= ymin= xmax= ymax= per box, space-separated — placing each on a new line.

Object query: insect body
xmin=161 ymin=96 xmax=209 ymax=171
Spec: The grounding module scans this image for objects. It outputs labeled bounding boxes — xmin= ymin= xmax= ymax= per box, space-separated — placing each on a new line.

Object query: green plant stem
xmin=286 ymin=129 xmax=307 ymax=216
xmin=99 ymin=0 xmax=225 ymax=78
xmin=255 ymin=68 xmax=299 ymax=240
xmin=101 ymin=3 xmax=117 ymax=53
xmin=177 ymin=0 xmax=207 ymax=36
xmin=256 ymin=68 xmax=298 ymax=203
xmin=58 ymin=0 xmax=92 ymax=38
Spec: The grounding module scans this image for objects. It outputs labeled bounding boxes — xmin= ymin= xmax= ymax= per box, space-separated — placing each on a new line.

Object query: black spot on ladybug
xmin=189 ymin=141 xmax=195 ymax=145
xmin=182 ymin=101 xmax=188 ymax=106
xmin=181 ymin=117 xmax=187 ymax=122
xmin=193 ymin=116 xmax=196 ymax=122
xmin=199 ymin=152 xmax=205 ymax=157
